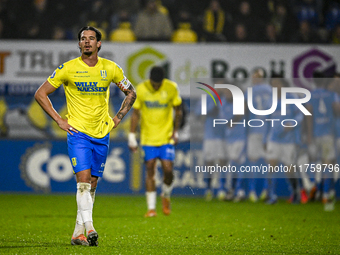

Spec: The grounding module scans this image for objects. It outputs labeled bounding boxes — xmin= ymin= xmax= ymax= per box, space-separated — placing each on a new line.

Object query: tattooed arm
xmin=113 ymin=84 xmax=137 ymax=128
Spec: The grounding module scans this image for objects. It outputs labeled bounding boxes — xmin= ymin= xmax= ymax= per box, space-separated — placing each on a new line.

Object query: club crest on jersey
xmin=100 ymin=70 xmax=107 ymax=79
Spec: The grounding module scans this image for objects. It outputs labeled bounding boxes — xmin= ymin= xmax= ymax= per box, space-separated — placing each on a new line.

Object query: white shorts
xmin=203 ymin=139 xmax=227 ymax=162
xmin=266 ymin=141 xmax=296 ymax=165
xmin=247 ymin=133 xmax=265 ymax=160
xmin=226 ymin=141 xmax=245 ymax=163
xmin=312 ymin=135 xmax=336 ymax=161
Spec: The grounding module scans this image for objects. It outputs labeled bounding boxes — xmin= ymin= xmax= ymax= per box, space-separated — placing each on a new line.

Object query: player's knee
xmin=163 ymin=174 xmax=173 ymax=186
xmin=77 ymin=182 xmax=91 ymax=194
xmin=91 ymin=178 xmax=98 ymax=188
xmin=77 ymin=176 xmax=91 ymax=184
xmin=91 ymin=180 xmax=98 ymax=189
xmin=76 ymin=170 xmax=92 ymax=183
xmin=163 ymin=170 xmax=173 ymax=180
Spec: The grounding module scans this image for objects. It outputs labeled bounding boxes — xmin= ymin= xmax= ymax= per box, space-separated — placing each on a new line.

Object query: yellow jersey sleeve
xmin=112 ymin=64 xmax=124 ymax=84
xmin=172 ymin=83 xmax=182 ymax=107
xmin=47 ymin=64 xmax=67 ymax=88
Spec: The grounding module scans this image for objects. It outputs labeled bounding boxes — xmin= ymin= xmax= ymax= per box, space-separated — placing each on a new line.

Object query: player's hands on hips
xmin=128 ymin=132 xmax=138 ymax=152
xmin=57 ymin=118 xmax=78 ymax=135
xmin=112 ymin=116 xmax=121 ymax=129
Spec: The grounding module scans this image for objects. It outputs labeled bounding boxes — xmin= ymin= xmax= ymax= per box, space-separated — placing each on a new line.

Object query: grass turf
xmin=0 ymin=194 xmax=339 ymax=254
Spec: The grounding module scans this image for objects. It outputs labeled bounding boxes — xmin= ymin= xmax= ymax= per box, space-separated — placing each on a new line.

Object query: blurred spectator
xmin=14 ymin=0 xmax=75 ymax=40
xmin=109 ymin=11 xmax=136 ymax=43
xmin=330 ymin=23 xmax=340 ymax=44
xmin=18 ymin=0 xmax=54 ymax=39
xmin=156 ymin=0 xmax=170 ymax=16
xmin=270 ymin=2 xmax=298 ymax=42
xmin=250 ymin=0 xmax=272 ymax=24
xmin=134 ymin=0 xmax=173 ymax=41
xmin=230 ymin=23 xmax=249 ymax=42
xmin=109 ymin=0 xmax=140 ymax=31
xmin=290 ymin=20 xmax=322 ymax=43
xmin=295 ymin=0 xmax=320 ymax=28
xmin=51 ymin=26 xmax=67 ymax=40
xmin=82 ymin=0 xmax=110 ymax=37
xmin=262 ymin=22 xmax=281 ymax=43
xmin=171 ymin=11 xmax=198 ymax=43
xmin=0 ymin=0 xmax=17 ymax=38
xmin=0 ymin=0 xmax=338 ymax=43
xmin=201 ymin=0 xmax=231 ymax=42
xmin=87 ymin=21 xmax=107 ymax=41
xmin=54 ymin=0 xmax=78 ymax=38
xmin=173 ymin=0 xmax=210 ymax=17
xmin=232 ymin=0 xmax=263 ymax=42
xmin=111 ymin=0 xmax=141 ymax=17
xmin=110 ymin=22 xmax=136 ymax=43
xmin=324 ymin=2 xmax=340 ymax=31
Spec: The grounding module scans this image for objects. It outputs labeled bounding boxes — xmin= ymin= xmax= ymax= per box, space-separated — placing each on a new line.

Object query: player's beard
xmin=84 ymin=51 xmax=92 ymax=56
xmin=83 ymin=46 xmax=94 ymax=56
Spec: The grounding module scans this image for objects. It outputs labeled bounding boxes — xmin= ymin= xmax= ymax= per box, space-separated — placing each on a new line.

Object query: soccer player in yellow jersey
xmin=129 ymin=66 xmax=182 ymax=217
xmin=34 ymin=26 xmax=136 ymax=246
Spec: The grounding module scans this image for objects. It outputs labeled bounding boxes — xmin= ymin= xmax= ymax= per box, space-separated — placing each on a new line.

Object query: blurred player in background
xmin=129 ymin=66 xmax=182 ymax=217
xmin=306 ymin=71 xmax=340 ymax=210
xmin=35 ymin=26 xmax=136 ymax=246
xmin=196 ymin=79 xmax=228 ymax=201
xmin=266 ymin=76 xmax=304 ymax=204
xmin=294 ymin=114 xmax=313 ymax=204
xmin=219 ymin=86 xmax=247 ymax=202
xmin=329 ymin=73 xmax=340 ymax=206
xmin=245 ymin=68 xmax=273 ymax=202
xmin=329 ymin=73 xmax=340 ymax=172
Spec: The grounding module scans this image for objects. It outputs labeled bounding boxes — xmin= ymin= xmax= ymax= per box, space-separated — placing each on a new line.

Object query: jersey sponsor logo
xmin=76 ymin=71 xmax=88 ymax=73
xmin=74 ymin=81 xmax=107 ymax=92
xmin=145 ymin=101 xmax=168 ymax=108
xmin=100 ymin=70 xmax=107 ymax=79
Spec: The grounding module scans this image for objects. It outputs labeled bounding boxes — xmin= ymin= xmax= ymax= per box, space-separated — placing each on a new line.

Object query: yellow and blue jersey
xmin=48 ymin=57 xmax=130 ymax=138
xmin=133 ymin=79 xmax=182 ymax=146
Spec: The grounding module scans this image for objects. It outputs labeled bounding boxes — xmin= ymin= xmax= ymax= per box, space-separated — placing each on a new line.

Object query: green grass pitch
xmin=0 ymin=194 xmax=339 ymax=254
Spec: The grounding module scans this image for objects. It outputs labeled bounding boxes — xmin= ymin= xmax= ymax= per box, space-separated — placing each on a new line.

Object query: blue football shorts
xmin=67 ymin=131 xmax=110 ymax=177
xmin=142 ymin=144 xmax=175 ymax=162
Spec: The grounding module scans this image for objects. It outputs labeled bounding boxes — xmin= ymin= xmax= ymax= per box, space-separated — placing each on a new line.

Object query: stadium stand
xmin=0 ymin=0 xmax=339 ymax=43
